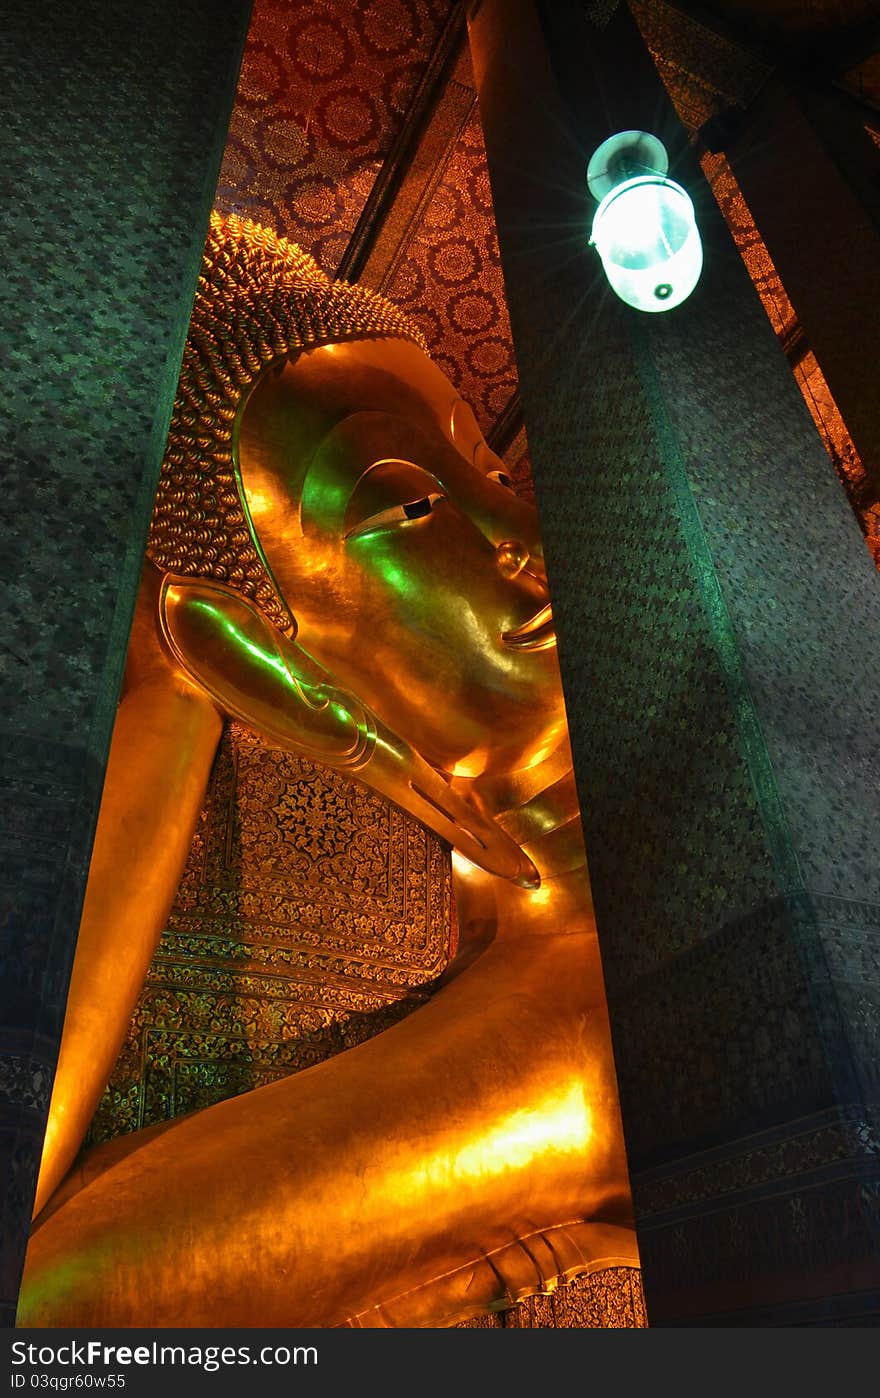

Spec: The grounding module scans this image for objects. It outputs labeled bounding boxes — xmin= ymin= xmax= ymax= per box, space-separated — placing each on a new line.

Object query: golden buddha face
xmin=236 ymin=337 xmax=567 ymax=779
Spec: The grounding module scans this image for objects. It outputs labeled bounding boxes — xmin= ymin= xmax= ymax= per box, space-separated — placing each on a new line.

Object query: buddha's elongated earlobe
xmin=159 ymin=575 xmax=539 ymax=888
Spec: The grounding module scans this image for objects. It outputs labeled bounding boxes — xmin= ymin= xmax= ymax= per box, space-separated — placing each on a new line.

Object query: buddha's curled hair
xmin=148 ymin=212 xmax=427 ymax=633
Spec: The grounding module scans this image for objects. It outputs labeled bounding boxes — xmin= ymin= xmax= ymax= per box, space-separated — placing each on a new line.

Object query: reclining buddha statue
xmin=18 ymin=213 xmax=638 ymax=1328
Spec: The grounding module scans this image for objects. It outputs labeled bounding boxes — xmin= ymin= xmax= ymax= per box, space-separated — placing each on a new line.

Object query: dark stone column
xmin=469 ymin=0 xmax=880 ymax=1325
xmin=726 ymin=79 xmax=880 ymax=501
xmin=0 ymin=0 xmax=251 ymax=1323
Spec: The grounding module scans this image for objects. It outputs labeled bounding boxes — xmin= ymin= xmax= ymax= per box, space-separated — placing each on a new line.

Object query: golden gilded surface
xmin=19 ymin=217 xmax=637 ymax=1328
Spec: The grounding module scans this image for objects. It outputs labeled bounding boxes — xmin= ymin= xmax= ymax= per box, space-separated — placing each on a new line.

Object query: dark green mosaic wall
xmin=473 ymin=0 xmax=880 ymax=1324
xmin=0 ymin=0 xmax=251 ymax=1323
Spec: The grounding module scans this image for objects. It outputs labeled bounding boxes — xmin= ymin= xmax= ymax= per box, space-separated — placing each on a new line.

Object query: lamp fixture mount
xmin=586 ymin=130 xmax=668 ymax=201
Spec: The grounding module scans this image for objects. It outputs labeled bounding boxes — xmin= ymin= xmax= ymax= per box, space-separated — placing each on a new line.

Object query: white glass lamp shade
xmin=590 ymin=175 xmax=703 ymax=313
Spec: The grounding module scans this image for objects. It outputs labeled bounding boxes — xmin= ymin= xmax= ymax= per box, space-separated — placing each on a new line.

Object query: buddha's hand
xmin=159 ymin=574 xmax=538 ymax=887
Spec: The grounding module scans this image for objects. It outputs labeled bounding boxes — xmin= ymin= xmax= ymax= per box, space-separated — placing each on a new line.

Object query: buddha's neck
xmin=460 ymin=738 xmax=589 ymax=883
xmin=446 ymin=740 xmax=595 ymax=960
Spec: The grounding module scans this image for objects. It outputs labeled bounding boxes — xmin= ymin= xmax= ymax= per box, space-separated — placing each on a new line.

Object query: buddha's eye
xmin=345 ymin=492 xmax=445 ymax=540
xmin=403 ymin=496 xmax=435 ymax=520
xmin=487 ymin=469 xmax=514 ymax=491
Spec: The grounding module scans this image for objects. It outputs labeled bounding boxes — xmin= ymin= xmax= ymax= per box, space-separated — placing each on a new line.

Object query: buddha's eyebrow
xmin=350 ymin=457 xmax=442 ymax=495
xmin=301 ymin=413 xmax=448 ymax=536
xmin=448 ymin=397 xmax=483 ymax=456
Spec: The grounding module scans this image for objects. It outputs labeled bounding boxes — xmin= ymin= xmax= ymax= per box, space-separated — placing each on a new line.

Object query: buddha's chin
xmin=431 ymin=718 xmax=569 ymax=783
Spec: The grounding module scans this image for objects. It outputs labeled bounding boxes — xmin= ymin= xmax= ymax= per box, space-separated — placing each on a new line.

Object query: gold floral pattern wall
xmin=88 ymin=724 xmax=453 ymax=1144
xmin=215 ymin=0 xmax=455 ymax=274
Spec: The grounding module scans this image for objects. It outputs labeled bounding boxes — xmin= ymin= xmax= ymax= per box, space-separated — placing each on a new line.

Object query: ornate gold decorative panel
xmin=458 ymin=1266 xmax=647 ymax=1328
xmin=88 ymin=722 xmax=453 ymax=1144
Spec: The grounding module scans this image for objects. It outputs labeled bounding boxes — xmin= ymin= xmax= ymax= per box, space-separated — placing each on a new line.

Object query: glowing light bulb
xmin=587 ymin=132 xmax=703 ymax=313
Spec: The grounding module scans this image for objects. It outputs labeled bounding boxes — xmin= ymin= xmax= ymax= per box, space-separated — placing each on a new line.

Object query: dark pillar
xmin=469 ymin=0 xmax=880 ymax=1325
xmin=0 ymin=0 xmax=251 ymax=1323
xmin=726 ymin=79 xmax=880 ymax=500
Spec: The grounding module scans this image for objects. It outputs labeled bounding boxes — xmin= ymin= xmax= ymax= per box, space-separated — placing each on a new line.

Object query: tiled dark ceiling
xmin=672 ymin=0 xmax=880 ymax=105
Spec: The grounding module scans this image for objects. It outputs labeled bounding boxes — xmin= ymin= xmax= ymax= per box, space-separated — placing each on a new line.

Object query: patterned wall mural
xmin=88 ymin=724 xmax=453 ymax=1144
xmin=457 ymin=1267 xmax=648 ymax=1329
xmin=214 ymin=0 xmax=455 ymax=274
xmin=382 ymin=107 xmax=519 ymax=437
xmin=212 ymin=0 xmax=532 ymax=488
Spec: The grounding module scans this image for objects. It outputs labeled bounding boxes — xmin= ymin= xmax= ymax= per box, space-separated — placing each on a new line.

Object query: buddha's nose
xmin=495 ymin=539 xmax=530 ymax=579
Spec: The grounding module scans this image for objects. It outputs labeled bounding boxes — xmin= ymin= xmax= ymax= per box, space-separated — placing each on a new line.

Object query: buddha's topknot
xmin=148 ymin=212 xmax=427 ymax=632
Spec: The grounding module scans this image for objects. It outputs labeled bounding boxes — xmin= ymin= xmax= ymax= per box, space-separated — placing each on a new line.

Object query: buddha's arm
xmin=33 ymin=568 xmax=224 ymax=1217
xmin=21 ymin=917 xmax=634 ymax=1328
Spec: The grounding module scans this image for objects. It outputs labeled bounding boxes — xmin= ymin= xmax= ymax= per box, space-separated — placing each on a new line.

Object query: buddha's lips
xmin=501 ymin=603 xmax=556 ymax=651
